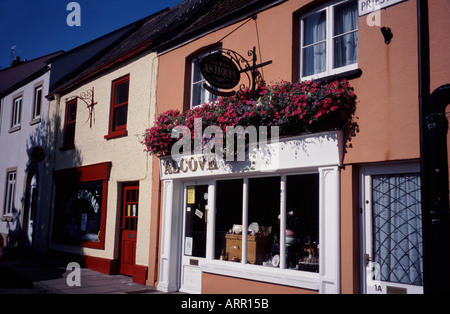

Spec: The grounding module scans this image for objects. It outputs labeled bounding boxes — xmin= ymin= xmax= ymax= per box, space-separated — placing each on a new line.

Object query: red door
xmin=120 ymin=185 xmax=139 ymax=276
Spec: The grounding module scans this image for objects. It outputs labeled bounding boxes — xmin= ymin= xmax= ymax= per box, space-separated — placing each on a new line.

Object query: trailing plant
xmin=142 ymin=79 xmax=357 ymax=156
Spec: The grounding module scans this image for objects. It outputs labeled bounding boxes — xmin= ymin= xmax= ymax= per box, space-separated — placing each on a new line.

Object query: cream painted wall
xmin=47 ymin=52 xmax=158 ymax=266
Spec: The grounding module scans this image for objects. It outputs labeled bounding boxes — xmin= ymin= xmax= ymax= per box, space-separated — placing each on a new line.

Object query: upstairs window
xmin=32 ymin=85 xmax=43 ymax=121
xmin=300 ymin=0 xmax=358 ymax=80
xmin=62 ymin=99 xmax=77 ymax=149
xmin=106 ymin=75 xmax=129 ymax=139
xmin=11 ymin=96 xmax=22 ymax=129
xmin=4 ymin=170 xmax=16 ymax=216
xmin=191 ymin=55 xmax=218 ymax=108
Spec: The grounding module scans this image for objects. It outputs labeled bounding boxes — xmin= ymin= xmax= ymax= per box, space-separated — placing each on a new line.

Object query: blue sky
xmin=0 ymin=0 xmax=185 ymax=69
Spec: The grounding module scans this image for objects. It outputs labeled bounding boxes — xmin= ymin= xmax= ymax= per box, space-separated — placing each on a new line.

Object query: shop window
xmin=3 ymin=170 xmax=16 ymax=216
xmin=32 ymin=85 xmax=43 ymax=121
xmin=52 ymin=162 xmax=111 ymax=249
xmin=215 ymin=174 xmax=319 ymax=272
xmin=105 ymin=75 xmax=129 ymax=139
xmin=190 ymin=54 xmax=218 ymax=108
xmin=300 ymin=0 xmax=358 ymax=80
xmin=62 ymin=99 xmax=77 ymax=149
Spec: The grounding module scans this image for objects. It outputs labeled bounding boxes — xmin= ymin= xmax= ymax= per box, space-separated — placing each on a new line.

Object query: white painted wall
xmin=0 ymin=70 xmax=51 ymax=250
xmin=46 ymin=52 xmax=158 ymax=267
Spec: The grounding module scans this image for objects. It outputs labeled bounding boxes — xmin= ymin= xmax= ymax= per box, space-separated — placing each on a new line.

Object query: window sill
xmin=59 ymin=144 xmax=75 ymax=152
xmin=104 ymin=129 xmax=128 ymax=140
xmin=1 ymin=216 xmax=14 ymax=222
xmin=202 ymin=260 xmax=320 ymax=291
xmin=301 ymin=68 xmax=362 ymax=83
xmin=8 ymin=126 xmax=21 ymax=133
xmin=29 ymin=118 xmax=41 ymax=126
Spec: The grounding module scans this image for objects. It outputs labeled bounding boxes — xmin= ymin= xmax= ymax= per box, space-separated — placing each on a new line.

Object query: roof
xmin=153 ymin=0 xmax=286 ymax=52
xmin=49 ymin=0 xmax=214 ymax=95
xmin=0 ymin=51 xmax=63 ymax=98
xmin=50 ymin=0 xmax=285 ymax=95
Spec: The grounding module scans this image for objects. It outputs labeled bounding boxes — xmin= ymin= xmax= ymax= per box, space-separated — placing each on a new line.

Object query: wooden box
xmin=225 ymin=234 xmax=269 ymax=264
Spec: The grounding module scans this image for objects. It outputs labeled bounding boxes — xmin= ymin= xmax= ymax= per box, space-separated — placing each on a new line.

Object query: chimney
xmin=11 ymin=56 xmax=24 ymax=67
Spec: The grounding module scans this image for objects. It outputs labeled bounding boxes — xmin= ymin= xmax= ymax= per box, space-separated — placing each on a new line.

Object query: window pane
xmin=34 ymin=87 xmax=42 ymax=118
xmin=372 ymin=173 xmax=423 ymax=285
xmin=215 ymin=179 xmax=243 ymax=261
xmin=13 ymin=97 xmax=22 ymax=126
xmin=333 ymin=31 xmax=358 ymax=68
xmin=302 ymin=42 xmax=326 ymax=76
xmin=192 ymin=59 xmax=204 ymax=83
xmin=191 ymin=82 xmax=205 ymax=107
xmin=67 ymin=102 xmax=77 ymax=123
xmin=64 ymin=124 xmax=76 ymax=146
xmin=303 ymin=11 xmax=326 ymax=46
xmin=114 ymin=104 xmax=128 ymax=128
xmin=115 ymin=80 xmax=129 ymax=105
xmin=184 ymin=185 xmax=209 ymax=258
xmin=248 ymin=177 xmax=280 ymax=265
xmin=286 ymin=174 xmax=319 ymax=272
xmin=334 ymin=0 xmax=358 ymax=36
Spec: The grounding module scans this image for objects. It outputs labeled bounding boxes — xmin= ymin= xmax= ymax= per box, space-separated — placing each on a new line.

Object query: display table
xmin=225 ymin=234 xmax=269 ymax=264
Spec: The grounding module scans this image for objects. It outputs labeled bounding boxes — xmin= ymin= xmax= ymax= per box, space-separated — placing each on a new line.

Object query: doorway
xmin=180 ymin=183 xmax=209 ymax=293
xmin=361 ymin=163 xmax=423 ymax=294
xmin=119 ymin=184 xmax=139 ymax=276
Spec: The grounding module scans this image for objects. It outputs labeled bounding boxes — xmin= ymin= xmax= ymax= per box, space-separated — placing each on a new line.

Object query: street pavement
xmin=0 ymin=251 xmax=169 ymax=294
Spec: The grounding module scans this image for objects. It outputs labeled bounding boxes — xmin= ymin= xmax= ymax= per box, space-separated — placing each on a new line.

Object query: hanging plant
xmin=142 ymin=79 xmax=357 ymax=156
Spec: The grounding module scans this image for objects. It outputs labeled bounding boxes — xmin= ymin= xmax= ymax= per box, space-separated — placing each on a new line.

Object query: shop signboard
xmin=200 ymin=53 xmax=240 ymax=90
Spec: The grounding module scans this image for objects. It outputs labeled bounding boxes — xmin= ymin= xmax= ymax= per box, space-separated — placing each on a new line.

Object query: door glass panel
xmin=372 ymin=173 xmax=423 ymax=286
xmin=123 ymin=186 xmax=139 ymax=231
xmin=185 ymin=185 xmax=208 ymax=258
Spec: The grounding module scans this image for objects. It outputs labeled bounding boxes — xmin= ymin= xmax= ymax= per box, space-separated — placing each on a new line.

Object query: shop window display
xmin=214 ymin=174 xmax=319 ymax=272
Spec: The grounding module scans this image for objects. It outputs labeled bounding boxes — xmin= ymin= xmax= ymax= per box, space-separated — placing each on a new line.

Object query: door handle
xmin=365 ymin=254 xmax=373 ymax=267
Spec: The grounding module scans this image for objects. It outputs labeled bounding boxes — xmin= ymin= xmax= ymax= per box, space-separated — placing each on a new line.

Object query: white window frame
xmin=11 ymin=96 xmax=22 ymax=129
xmin=4 ymin=170 xmax=17 ymax=217
xmin=32 ymin=85 xmax=43 ymax=121
xmin=190 ymin=53 xmax=219 ymax=109
xmin=159 ymin=167 xmax=340 ymax=293
xmin=299 ymin=0 xmax=358 ymax=81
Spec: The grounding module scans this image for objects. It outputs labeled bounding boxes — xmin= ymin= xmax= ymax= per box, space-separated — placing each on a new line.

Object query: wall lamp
xmin=381 ymin=27 xmax=393 ymax=44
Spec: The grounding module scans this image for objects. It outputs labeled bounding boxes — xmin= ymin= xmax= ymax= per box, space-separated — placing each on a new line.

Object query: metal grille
xmin=372 ymin=173 xmax=423 ymax=286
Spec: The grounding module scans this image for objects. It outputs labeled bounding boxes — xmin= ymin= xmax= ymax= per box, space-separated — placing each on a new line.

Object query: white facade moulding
xmin=157 ymin=130 xmax=344 ymax=293
xmin=160 ymin=130 xmax=344 ymax=180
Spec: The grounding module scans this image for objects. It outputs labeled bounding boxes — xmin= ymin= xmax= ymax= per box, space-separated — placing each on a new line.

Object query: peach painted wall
xmin=153 ymin=0 xmax=450 ymax=293
xmin=202 ymin=273 xmax=318 ymax=294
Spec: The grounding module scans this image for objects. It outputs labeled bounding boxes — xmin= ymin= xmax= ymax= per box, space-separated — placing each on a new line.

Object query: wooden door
xmin=120 ymin=185 xmax=139 ymax=276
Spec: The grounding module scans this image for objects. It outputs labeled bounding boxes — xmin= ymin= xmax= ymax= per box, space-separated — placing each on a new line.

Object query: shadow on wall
xmin=3 ymin=114 xmax=83 ymax=253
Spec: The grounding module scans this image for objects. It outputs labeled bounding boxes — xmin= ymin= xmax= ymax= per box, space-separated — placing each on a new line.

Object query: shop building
xmin=0 ymin=52 xmax=62 ymax=253
xmin=147 ymin=0 xmax=450 ymax=294
xmin=41 ymin=3 xmax=219 ymax=285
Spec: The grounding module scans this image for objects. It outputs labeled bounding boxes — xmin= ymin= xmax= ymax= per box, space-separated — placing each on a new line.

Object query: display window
xmin=214 ymin=174 xmax=319 ymax=272
xmin=52 ymin=162 xmax=111 ymax=249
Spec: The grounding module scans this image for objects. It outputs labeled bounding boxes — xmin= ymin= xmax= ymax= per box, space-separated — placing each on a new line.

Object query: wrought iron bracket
xmin=200 ymin=46 xmax=272 ymax=97
xmin=66 ymin=87 xmax=97 ymax=128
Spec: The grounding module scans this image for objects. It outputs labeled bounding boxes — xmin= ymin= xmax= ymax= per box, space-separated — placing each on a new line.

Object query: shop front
xmin=157 ymin=130 xmax=343 ymax=294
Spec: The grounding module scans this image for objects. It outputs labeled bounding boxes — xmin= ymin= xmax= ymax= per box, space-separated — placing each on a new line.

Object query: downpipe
xmin=421 ymin=84 xmax=450 ymax=294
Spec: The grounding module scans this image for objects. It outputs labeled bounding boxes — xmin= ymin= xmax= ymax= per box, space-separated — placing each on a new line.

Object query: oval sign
xmin=200 ymin=53 xmax=240 ymax=90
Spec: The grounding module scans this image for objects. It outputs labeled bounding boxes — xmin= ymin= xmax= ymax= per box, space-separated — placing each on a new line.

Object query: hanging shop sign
xmin=199 ymin=47 xmax=272 ymax=97
xmin=200 ymin=53 xmax=240 ymax=90
xmin=358 ymin=0 xmax=408 ymax=16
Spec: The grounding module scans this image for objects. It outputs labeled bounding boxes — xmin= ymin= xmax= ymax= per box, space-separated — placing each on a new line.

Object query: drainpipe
xmin=417 ymin=0 xmax=450 ymax=294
